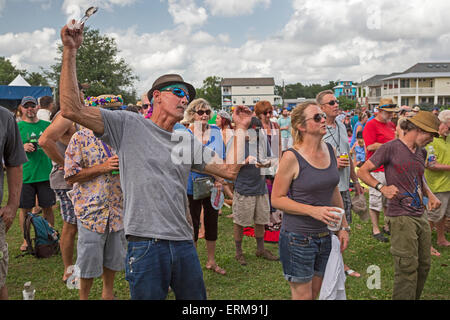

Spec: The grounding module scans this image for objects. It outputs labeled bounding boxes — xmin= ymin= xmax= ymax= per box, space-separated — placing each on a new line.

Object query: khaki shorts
xmin=233 ymin=192 xmax=270 ymax=227
xmin=427 ymin=192 xmax=450 ymax=223
xmin=369 ymin=171 xmax=387 ymax=212
xmin=0 ymin=219 xmax=9 ymax=289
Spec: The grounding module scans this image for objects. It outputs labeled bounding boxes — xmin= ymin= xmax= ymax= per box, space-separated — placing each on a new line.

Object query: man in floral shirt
xmin=64 ymin=97 xmax=125 ymax=300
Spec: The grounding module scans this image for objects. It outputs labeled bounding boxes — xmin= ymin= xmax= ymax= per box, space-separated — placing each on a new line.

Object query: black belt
xmin=126 ymin=235 xmax=158 ymax=242
xmin=305 ymin=231 xmax=330 ymax=238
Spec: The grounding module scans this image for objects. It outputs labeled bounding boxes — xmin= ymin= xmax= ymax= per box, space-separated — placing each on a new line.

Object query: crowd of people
xmin=0 ymin=24 xmax=449 ymax=301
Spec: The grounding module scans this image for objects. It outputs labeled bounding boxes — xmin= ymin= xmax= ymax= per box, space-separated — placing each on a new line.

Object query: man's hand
xmin=232 ymin=106 xmax=252 ymax=129
xmin=24 ymin=143 xmax=35 ymax=153
xmin=427 ymin=193 xmax=442 ymax=211
xmin=337 ymin=229 xmax=349 ymax=252
xmin=61 ymin=21 xmax=84 ymax=49
xmin=0 ymin=205 xmax=17 ymax=233
xmin=353 ymin=182 xmax=364 ymax=195
xmin=380 ymin=185 xmax=399 ymax=200
xmin=101 ymin=155 xmax=119 ymax=174
xmin=336 ymin=156 xmax=350 ymax=169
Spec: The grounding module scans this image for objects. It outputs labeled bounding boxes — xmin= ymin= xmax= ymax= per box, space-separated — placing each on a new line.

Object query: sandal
xmin=382 ymin=227 xmax=391 ymax=236
xmin=345 ymin=269 xmax=361 ymax=278
xmin=206 ymin=263 xmax=226 ymax=275
xmin=372 ymin=233 xmax=389 ymax=243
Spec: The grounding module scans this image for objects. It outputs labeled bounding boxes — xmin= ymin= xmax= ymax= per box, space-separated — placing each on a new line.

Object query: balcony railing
xmin=383 ymin=88 xmax=436 ymax=95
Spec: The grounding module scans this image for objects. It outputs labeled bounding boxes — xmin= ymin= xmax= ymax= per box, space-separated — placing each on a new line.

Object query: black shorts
xmin=19 ymin=181 xmax=56 ymax=209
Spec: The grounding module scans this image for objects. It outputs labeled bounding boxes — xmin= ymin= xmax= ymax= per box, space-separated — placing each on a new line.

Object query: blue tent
xmin=0 ymin=85 xmax=53 ymax=111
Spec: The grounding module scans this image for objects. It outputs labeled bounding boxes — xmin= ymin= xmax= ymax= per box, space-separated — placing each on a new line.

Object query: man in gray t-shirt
xmin=59 ymin=25 xmax=250 ymax=300
xmin=0 ymin=106 xmax=28 ymax=300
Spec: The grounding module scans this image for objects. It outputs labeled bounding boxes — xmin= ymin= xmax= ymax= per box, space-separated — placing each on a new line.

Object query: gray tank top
xmin=49 ymin=112 xmax=71 ymax=190
xmin=281 ymin=143 xmax=340 ymax=234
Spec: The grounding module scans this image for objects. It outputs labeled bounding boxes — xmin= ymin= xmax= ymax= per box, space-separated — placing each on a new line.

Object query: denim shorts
xmin=279 ymin=230 xmax=332 ymax=284
xmin=125 ymin=239 xmax=207 ymax=300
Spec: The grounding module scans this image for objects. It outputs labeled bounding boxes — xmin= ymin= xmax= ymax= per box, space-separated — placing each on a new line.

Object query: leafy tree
xmin=195 ymin=76 xmax=222 ymax=109
xmin=275 ymin=81 xmax=338 ymax=100
xmin=337 ymin=96 xmax=357 ymax=111
xmin=46 ymin=27 xmax=138 ymax=104
xmin=0 ymin=57 xmax=26 ymax=85
xmin=25 ymin=71 xmax=50 ymax=86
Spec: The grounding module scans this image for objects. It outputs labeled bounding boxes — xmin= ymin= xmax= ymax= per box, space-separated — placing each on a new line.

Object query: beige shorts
xmin=369 ymin=171 xmax=387 ymax=212
xmin=233 ymin=192 xmax=270 ymax=227
xmin=427 ymin=192 xmax=450 ymax=223
xmin=0 ymin=219 xmax=9 ymax=289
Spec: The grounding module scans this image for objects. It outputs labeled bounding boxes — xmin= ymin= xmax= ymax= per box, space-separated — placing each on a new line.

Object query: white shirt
xmin=319 ymin=235 xmax=347 ymax=300
xmin=37 ymin=109 xmax=52 ymax=122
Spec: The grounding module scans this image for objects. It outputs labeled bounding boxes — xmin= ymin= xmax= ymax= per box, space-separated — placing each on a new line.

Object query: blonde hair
xmin=316 ymin=90 xmax=334 ymax=105
xmin=291 ymin=101 xmax=319 ymax=145
xmin=185 ymin=98 xmax=212 ymax=123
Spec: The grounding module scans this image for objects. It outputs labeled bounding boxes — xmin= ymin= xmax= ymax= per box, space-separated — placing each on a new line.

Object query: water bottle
xmin=23 ymin=282 xmax=35 ymax=300
xmin=427 ymin=146 xmax=436 ymax=166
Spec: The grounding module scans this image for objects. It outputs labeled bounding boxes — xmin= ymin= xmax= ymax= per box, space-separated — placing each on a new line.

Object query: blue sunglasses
xmin=160 ymin=87 xmax=190 ymax=102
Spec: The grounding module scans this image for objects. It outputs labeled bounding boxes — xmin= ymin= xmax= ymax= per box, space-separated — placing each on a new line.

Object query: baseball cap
xmin=21 ymin=96 xmax=38 ymax=106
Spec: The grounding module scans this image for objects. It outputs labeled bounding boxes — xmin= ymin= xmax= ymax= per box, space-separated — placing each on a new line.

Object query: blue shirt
xmin=186 ymin=125 xmax=225 ymax=195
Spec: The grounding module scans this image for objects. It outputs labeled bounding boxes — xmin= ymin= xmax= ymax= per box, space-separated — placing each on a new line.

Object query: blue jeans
xmin=125 ymin=239 xmax=207 ymax=300
xmin=279 ymin=230 xmax=332 ymax=283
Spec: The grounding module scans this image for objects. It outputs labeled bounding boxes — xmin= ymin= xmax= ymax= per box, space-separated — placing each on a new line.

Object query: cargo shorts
xmin=369 ymin=171 xmax=387 ymax=212
xmin=232 ymin=191 xmax=270 ymax=227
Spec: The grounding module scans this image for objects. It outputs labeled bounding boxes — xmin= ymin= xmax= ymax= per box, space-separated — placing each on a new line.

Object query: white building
xmin=220 ymin=77 xmax=282 ymax=109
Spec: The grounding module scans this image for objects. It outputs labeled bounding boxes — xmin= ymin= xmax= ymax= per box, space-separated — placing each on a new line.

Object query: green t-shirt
xmin=425 ymin=135 xmax=450 ymax=193
xmin=18 ymin=120 xmax=52 ymax=184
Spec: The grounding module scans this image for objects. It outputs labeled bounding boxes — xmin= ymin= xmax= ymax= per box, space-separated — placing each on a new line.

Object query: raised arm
xmin=59 ymin=23 xmax=104 ymax=135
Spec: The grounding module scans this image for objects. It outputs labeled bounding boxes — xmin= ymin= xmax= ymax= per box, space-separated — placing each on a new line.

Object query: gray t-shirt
xmin=323 ymin=120 xmax=350 ymax=192
xmin=0 ymin=106 xmax=28 ymax=208
xmin=97 ymin=109 xmax=208 ymax=241
xmin=49 ymin=111 xmax=72 ymax=190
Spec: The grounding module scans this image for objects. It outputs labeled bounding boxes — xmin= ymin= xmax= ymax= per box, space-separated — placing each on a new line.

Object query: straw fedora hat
xmin=147 ymin=74 xmax=196 ymax=103
xmin=408 ymin=111 xmax=440 ymax=137
xmin=378 ymin=98 xmax=399 ymax=112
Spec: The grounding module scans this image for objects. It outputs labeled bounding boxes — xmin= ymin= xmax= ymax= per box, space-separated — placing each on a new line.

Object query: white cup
xmin=327 ymin=207 xmax=345 ymax=232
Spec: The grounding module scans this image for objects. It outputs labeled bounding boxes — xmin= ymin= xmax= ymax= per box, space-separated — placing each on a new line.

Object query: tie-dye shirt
xmin=64 ymin=128 xmax=123 ymax=233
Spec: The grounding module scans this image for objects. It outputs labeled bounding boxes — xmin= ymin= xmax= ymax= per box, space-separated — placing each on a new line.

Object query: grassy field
xmin=2 ymin=179 xmax=449 ymax=300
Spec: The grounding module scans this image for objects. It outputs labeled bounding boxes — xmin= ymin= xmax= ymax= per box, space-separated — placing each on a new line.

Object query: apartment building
xmin=220 ymin=77 xmax=282 ymax=109
xmin=358 ymin=63 xmax=450 ymax=108
xmin=333 ymin=81 xmax=357 ymax=100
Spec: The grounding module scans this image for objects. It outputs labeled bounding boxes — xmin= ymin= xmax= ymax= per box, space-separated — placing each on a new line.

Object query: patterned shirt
xmin=64 ymin=128 xmax=123 ymax=233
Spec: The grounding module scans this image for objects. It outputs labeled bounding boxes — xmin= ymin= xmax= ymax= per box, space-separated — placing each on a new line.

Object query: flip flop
xmin=206 ymin=263 xmax=227 ymax=275
xmin=345 ymin=269 xmax=361 ymax=278
xmin=431 ymin=247 xmax=441 ymax=257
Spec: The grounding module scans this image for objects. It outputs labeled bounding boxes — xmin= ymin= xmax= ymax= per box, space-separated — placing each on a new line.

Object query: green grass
xmin=2 ymin=179 xmax=449 ymax=300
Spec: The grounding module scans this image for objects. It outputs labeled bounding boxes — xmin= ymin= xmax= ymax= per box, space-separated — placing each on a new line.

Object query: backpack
xmin=23 ymin=212 xmax=60 ymax=258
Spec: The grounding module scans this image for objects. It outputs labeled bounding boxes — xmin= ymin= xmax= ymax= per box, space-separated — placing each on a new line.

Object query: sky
xmin=1 ymin=0 xmax=450 ymax=97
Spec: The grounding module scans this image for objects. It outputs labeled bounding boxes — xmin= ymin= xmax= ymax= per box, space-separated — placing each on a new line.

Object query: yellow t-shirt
xmin=425 ymin=135 xmax=450 ymax=193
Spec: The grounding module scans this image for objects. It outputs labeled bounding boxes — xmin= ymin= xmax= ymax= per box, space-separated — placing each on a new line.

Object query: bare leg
xmin=370 ymin=209 xmax=381 ymax=234
xmin=42 ymin=207 xmax=54 ymax=226
xmin=79 ymin=278 xmax=94 ymax=300
xmin=19 ymin=208 xmax=31 ymax=250
xmin=0 ymin=285 xmax=8 ymax=300
xmin=101 ymin=267 xmax=116 ymax=300
xmin=60 ymin=222 xmax=78 ymax=281
xmin=436 ymin=218 xmax=450 ymax=247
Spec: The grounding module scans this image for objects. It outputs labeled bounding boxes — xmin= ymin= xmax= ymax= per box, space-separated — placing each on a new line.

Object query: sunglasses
xmin=325 ymin=100 xmax=339 ymax=106
xmin=142 ymin=104 xmax=149 ymax=109
xmin=22 ymin=104 xmax=37 ymax=109
xmin=264 ymin=110 xmax=273 ymax=116
xmin=303 ymin=113 xmax=327 ymax=124
xmin=160 ymin=88 xmax=190 ymax=102
xmin=196 ymin=110 xmax=211 ymax=116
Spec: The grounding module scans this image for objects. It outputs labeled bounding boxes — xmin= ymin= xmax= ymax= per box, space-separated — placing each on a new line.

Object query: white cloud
xmin=0 ymin=28 xmax=58 ymax=72
xmin=62 ymin=0 xmax=138 ymax=21
xmin=167 ymin=0 xmax=208 ymax=30
xmin=204 ymin=0 xmax=271 ymax=17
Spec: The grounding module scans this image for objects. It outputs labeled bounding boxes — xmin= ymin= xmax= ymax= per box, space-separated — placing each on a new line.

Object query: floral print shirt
xmin=64 ymin=129 xmax=123 ymax=233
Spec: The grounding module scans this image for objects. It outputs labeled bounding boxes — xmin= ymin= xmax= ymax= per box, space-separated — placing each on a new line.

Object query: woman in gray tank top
xmin=271 ymin=101 xmax=350 ymax=300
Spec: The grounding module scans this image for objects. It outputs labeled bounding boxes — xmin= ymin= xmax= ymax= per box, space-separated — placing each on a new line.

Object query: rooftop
xmin=221 ymin=77 xmax=275 ymax=87
xmin=404 ymin=62 xmax=450 ymax=73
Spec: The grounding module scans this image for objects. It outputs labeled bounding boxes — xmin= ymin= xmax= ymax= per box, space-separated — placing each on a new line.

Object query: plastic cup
xmin=327 ymin=207 xmax=345 ymax=232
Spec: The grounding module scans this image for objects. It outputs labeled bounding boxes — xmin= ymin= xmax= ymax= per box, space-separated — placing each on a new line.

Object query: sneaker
xmin=372 ymin=232 xmax=389 ymax=243
xmin=235 ymin=253 xmax=247 ymax=266
xmin=256 ymin=249 xmax=279 ymax=261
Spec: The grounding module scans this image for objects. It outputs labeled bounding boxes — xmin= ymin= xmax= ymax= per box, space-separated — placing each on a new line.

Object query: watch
xmin=340 ymin=226 xmax=351 ymax=232
xmin=375 ymin=183 xmax=384 ymax=191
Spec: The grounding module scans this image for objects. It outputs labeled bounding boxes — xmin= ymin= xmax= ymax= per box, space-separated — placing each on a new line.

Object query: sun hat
xmin=85 ymin=94 xmax=124 ymax=108
xmin=378 ymin=98 xmax=399 ymax=112
xmin=413 ymin=106 xmax=421 ymax=112
xmin=408 ymin=111 xmax=440 ymax=137
xmin=147 ymin=74 xmax=196 ymax=103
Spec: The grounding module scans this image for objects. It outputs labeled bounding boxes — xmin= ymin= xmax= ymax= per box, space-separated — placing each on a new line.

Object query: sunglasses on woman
xmin=196 ymin=110 xmax=211 ymax=116
xmin=160 ymin=88 xmax=190 ymax=102
xmin=264 ymin=110 xmax=273 ymax=116
xmin=303 ymin=113 xmax=327 ymax=124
